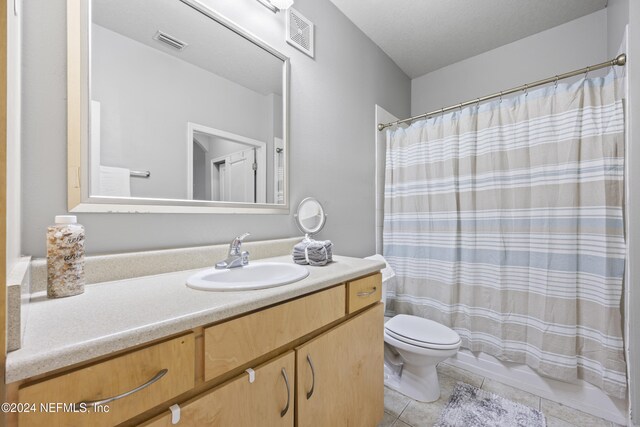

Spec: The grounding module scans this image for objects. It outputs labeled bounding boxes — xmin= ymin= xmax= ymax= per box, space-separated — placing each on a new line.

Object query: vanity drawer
xmin=347 ymin=273 xmax=382 ymax=314
xmin=18 ymin=334 xmax=195 ymax=427
xmin=204 ymin=285 xmax=345 ymax=381
xmin=142 ymin=351 xmax=295 ymax=427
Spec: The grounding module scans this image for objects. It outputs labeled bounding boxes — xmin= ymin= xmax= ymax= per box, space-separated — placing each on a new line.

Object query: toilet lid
xmin=384 ymin=315 xmax=461 ymax=348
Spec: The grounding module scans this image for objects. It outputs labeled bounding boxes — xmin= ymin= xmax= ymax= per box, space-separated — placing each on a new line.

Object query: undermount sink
xmin=186 ymin=262 xmax=309 ymax=291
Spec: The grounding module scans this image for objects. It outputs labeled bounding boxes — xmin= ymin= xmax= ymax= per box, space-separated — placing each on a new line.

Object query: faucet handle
xmin=233 ymin=233 xmax=250 ymax=247
xmin=241 ymin=251 xmax=250 ymax=266
xmin=236 ymin=233 xmax=250 ymax=242
xmin=229 ymin=233 xmax=251 ymax=255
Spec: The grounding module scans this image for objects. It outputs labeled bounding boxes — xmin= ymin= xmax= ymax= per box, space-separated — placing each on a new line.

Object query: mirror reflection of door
xmin=188 ymin=124 xmax=267 ymax=203
xmin=211 ymin=148 xmax=256 ymax=202
xmin=273 ymin=137 xmax=284 ymax=204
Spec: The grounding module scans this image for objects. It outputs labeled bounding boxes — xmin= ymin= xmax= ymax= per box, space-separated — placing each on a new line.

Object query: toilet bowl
xmin=368 ymin=254 xmax=461 ymax=403
xmin=383 ymin=314 xmax=461 ymax=402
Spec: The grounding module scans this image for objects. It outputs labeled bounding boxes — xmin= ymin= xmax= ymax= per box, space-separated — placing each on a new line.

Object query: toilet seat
xmin=384 ymin=314 xmax=461 ymax=350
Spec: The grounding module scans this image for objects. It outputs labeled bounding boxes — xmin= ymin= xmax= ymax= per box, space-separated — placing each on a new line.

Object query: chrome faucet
xmin=215 ymin=233 xmax=250 ymax=269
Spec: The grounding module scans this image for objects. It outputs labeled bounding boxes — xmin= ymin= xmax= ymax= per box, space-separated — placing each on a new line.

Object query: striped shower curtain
xmin=383 ymin=70 xmax=627 ymax=398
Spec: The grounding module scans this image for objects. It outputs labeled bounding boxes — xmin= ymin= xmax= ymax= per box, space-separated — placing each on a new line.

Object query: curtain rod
xmin=377 ymin=53 xmax=627 ymax=132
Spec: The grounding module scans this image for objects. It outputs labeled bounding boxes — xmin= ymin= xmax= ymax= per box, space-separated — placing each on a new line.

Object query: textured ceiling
xmin=328 ymin=0 xmax=608 ymax=78
xmin=93 ymin=0 xmax=283 ymax=96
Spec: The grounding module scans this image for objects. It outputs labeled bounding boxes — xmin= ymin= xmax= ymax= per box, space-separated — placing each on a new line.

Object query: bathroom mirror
xmin=67 ymin=0 xmax=289 ymax=213
xmin=294 ymin=197 xmax=327 ymax=236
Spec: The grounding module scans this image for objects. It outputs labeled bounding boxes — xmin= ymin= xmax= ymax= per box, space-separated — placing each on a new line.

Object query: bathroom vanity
xmin=5 ymin=252 xmax=384 ymax=426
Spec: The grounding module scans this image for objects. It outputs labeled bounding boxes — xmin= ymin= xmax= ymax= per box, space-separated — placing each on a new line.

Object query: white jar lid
xmin=55 ymin=215 xmax=77 ymax=224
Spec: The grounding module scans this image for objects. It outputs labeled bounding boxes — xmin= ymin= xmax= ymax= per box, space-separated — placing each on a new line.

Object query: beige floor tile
xmin=481 ymin=378 xmax=541 ymax=410
xmin=541 ymin=398 xmax=613 ymax=427
xmin=378 ymin=411 xmax=399 ymax=427
xmin=437 ymin=373 xmax=467 ymax=400
xmin=398 ymin=398 xmax=447 ymax=427
xmin=384 ymin=386 xmax=412 ymax=417
xmin=546 ymin=415 xmax=578 ymax=427
xmin=396 ymin=371 xmax=463 ymax=426
xmin=436 ymin=362 xmax=485 ymax=388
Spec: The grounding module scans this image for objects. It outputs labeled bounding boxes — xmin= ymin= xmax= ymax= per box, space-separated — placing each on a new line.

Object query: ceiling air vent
xmin=286 ymin=8 xmax=314 ymax=58
xmin=153 ymin=30 xmax=188 ymax=51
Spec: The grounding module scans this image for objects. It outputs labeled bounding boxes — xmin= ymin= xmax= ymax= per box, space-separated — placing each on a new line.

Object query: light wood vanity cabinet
xmin=145 ymin=351 xmax=295 ymax=427
xmin=296 ymin=303 xmax=384 ymax=427
xmin=203 ymin=284 xmax=345 ymax=381
xmin=14 ymin=273 xmax=383 ymax=427
xmin=18 ymin=334 xmax=195 ymax=427
xmin=347 ymin=272 xmax=382 ymax=313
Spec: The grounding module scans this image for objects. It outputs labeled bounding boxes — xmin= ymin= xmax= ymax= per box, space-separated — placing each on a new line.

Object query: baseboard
xmin=445 ymin=349 xmax=628 ymax=425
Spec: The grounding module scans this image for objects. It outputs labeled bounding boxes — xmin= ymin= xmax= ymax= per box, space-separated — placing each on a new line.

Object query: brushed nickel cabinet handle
xmin=280 ymin=368 xmax=290 ymax=417
xmin=306 ymin=355 xmax=315 ymax=400
xmin=357 ymin=287 xmax=377 ymax=297
xmin=76 ymin=369 xmax=168 ymax=408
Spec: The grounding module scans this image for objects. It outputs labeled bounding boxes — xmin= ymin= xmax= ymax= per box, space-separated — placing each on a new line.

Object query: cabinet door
xmin=296 ymin=304 xmax=384 ymax=427
xmin=143 ymin=351 xmax=294 ymax=427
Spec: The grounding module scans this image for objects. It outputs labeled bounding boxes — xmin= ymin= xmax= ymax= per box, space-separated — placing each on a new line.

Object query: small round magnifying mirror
xmin=294 ymin=197 xmax=327 ymax=237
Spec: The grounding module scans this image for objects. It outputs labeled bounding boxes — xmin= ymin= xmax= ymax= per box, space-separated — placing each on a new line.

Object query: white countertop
xmin=6 ymin=255 xmax=384 ymax=383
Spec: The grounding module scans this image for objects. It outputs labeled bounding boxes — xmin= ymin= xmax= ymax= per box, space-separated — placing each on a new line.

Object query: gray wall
xmin=7 ymin=0 xmax=22 ymax=273
xmin=192 ymin=141 xmax=207 ymax=200
xmin=607 ymin=0 xmax=629 ymax=57
xmin=92 ymin=24 xmax=273 ymax=199
xmin=411 ymin=10 xmax=608 ymax=115
xmin=21 ymin=0 xmax=411 ymax=257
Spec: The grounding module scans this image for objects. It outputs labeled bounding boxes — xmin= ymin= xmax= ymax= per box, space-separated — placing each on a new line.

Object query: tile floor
xmin=378 ymin=362 xmax=623 ymax=427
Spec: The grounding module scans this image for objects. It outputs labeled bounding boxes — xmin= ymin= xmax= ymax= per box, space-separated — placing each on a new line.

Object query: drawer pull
xmin=357 ymin=287 xmax=377 ymax=297
xmin=306 ymin=355 xmax=315 ymax=400
xmin=76 ymin=368 xmax=168 ymax=408
xmin=280 ymin=368 xmax=290 ymax=417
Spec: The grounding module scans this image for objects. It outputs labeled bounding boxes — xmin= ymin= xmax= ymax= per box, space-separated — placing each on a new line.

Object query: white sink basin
xmin=186 ymin=262 xmax=309 ymax=291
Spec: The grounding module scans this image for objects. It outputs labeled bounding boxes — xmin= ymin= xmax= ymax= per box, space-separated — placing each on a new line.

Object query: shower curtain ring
xmin=499 ymin=91 xmax=503 ymax=104
xmin=524 ymin=84 xmax=528 ymax=97
xmin=554 ymin=75 xmax=559 ymax=91
xmin=585 ymin=66 xmax=591 ymax=79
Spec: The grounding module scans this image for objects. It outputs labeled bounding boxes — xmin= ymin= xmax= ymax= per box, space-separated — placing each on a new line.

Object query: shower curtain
xmin=383 ymin=70 xmax=627 ymax=398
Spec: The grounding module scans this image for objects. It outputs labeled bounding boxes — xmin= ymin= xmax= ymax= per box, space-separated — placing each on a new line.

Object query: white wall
xmin=411 ymin=10 xmax=608 ymax=115
xmin=605 ymin=2 xmax=634 ymax=424
xmin=92 ymin=24 xmax=273 ymax=199
xmin=7 ymin=0 xmax=21 ymax=273
xmin=626 ymin=0 xmax=640 ymax=423
xmin=20 ymin=0 xmax=411 ymax=257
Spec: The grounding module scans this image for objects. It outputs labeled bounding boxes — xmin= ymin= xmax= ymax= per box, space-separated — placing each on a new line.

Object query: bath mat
xmin=434 ymin=382 xmax=546 ymax=427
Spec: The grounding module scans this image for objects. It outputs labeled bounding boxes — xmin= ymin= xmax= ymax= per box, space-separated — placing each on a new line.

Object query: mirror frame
xmin=67 ymin=0 xmax=290 ymax=213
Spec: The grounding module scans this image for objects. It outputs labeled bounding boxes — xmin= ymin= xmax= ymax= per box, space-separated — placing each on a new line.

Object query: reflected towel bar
xmin=130 ymin=170 xmax=151 ymax=178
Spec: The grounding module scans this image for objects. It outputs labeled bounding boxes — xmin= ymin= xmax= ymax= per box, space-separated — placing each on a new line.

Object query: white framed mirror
xmin=67 ymin=0 xmax=289 ymax=213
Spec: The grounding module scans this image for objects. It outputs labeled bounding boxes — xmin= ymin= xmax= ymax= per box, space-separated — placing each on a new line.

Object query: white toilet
xmin=375 ymin=256 xmax=462 ymax=403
